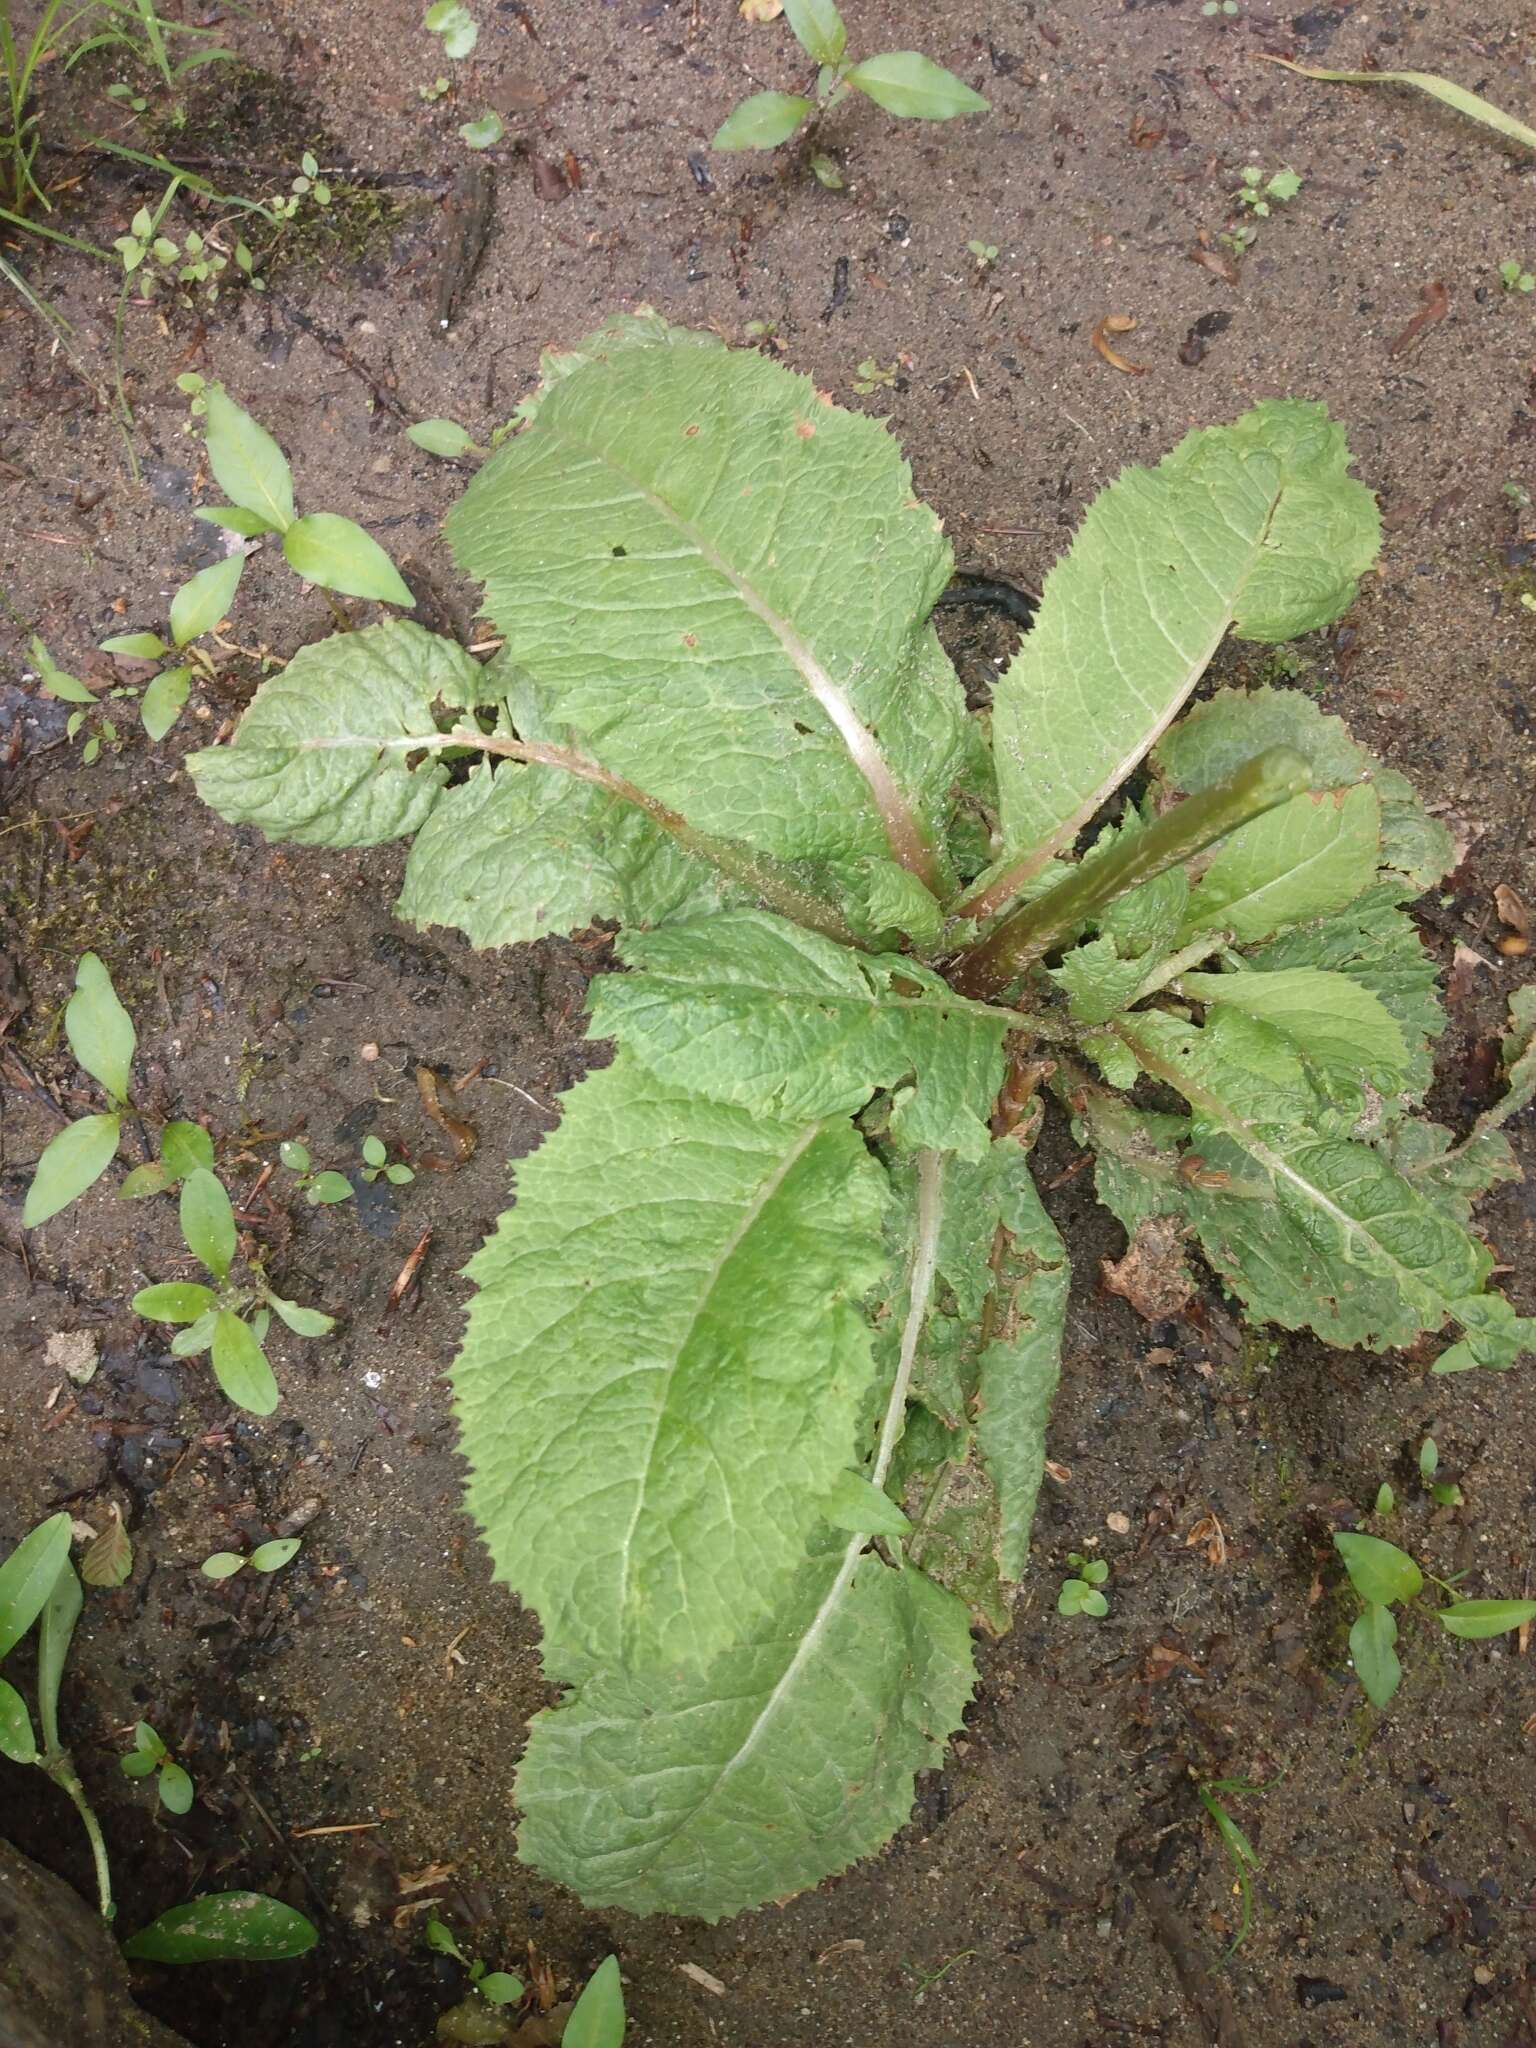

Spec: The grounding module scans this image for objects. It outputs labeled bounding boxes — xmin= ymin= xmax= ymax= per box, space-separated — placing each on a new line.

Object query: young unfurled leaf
xmin=820 ymin=1470 xmax=912 ymax=1538
xmin=100 ymin=631 xmax=170 ymax=658
xmin=406 ymin=418 xmax=476 ymax=457
xmin=712 ymin=90 xmax=813 ymax=150
xmin=565 ymin=1956 xmax=625 ymax=2048
xmin=0 ymin=1514 xmax=73 ymax=1660
xmin=187 ymin=620 xmax=481 ymax=847
xmin=986 ymin=403 xmax=1379 ymax=884
xmin=133 ymin=1282 xmax=217 ymax=1323
xmin=1334 ymin=1531 xmax=1422 ymax=1607
xmin=516 ymin=1543 xmax=974 ymax=1919
xmin=122 ymin=1892 xmax=319 ymax=1963
xmin=591 ymin=910 xmax=1012 ymax=1159
xmin=65 ymin=952 xmax=135 ymax=1104
xmin=1047 ymin=936 xmax=1150 ymax=1027
xmin=171 ymin=1312 xmax=218 ymax=1357
xmin=22 ymin=1115 xmax=122 ymax=1227
xmin=1437 ymin=1598 xmax=1536 ymax=1640
xmin=262 ymin=1292 xmax=335 ymax=1337
xmin=169 ymin=555 xmax=244 ymax=647
xmin=454 ymin=1053 xmax=888 ymax=1678
xmin=1349 ymin=1602 xmax=1401 ymax=1707
xmin=210 ymin=1311 xmax=280 ymax=1415
xmin=282 ymin=512 xmax=415 ymax=606
xmin=180 ymin=1168 xmax=236 ymax=1280
xmin=203 ymin=384 xmax=296 ymax=532
xmin=781 ymin=0 xmax=845 ymax=62
xmin=80 ymin=1511 xmax=133 ymax=1588
xmin=845 ymin=52 xmax=989 ymax=120
xmin=141 ymin=665 xmax=192 ymax=741
xmin=445 ymin=316 xmax=971 ymax=883
xmin=0 ymin=1679 xmax=38 ymax=1764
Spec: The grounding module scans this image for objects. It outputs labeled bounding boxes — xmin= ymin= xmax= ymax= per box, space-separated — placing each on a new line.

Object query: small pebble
xmin=360 ymin=1041 xmax=380 ymax=1061
xmin=1474 ymin=1966 xmax=1495 ymax=1986
xmin=1105 ymin=1511 xmax=1131 ymax=1535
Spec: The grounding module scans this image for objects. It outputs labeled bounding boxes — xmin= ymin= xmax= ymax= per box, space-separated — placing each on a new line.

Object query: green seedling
xmin=132 ymin=1167 xmax=335 ymax=1415
xmin=183 ymin=312 xmax=1536 ymax=1920
xmin=419 ymin=74 xmax=450 ymax=102
xmin=278 ymin=1139 xmax=354 ymax=1205
xmin=1057 ymin=1552 xmax=1110 ymax=1618
xmin=122 ymin=1892 xmax=318 ymax=1962
xmin=424 ymin=0 xmax=477 ymax=59
xmin=361 ymin=1134 xmax=415 ymax=1186
xmin=1196 ymin=1775 xmax=1269 ymax=1958
xmin=186 ymin=381 xmax=414 ymax=609
xmin=1417 ymin=1435 xmax=1464 ymax=1507
xmin=200 ymin=1538 xmax=301 ymax=1580
xmin=21 ymin=953 xmax=135 ymax=1225
xmin=1264 ymin=56 xmax=1536 ymax=155
xmin=119 ymin=1719 xmax=194 ymax=1815
xmin=426 ymin=1917 xmax=525 ymax=2020
xmin=1334 ymin=1531 xmax=1536 ymax=1707
xmin=1202 ymin=1 xmax=1239 ymax=15
xmin=851 ymin=355 xmax=898 ymax=393
xmin=29 ymin=638 xmax=142 ymax=763
xmin=966 ymin=239 xmax=999 ymax=269
xmin=713 ymin=0 xmax=988 ymax=159
xmin=0 ymin=1514 xmax=113 ymax=1915
xmin=1222 ymin=164 xmax=1301 ymax=255
xmin=1499 ymin=258 xmax=1535 ymax=294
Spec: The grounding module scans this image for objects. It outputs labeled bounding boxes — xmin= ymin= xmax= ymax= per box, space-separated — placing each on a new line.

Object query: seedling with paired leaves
xmin=713 ymin=0 xmax=988 ymax=156
xmin=1057 ymin=1552 xmax=1110 ymax=1618
xmin=22 ymin=953 xmax=137 ymax=1225
xmin=278 ymin=1139 xmax=355 ymax=1206
xmin=131 ymin=1167 xmax=335 ymax=1414
xmin=1334 ymin=1531 xmax=1536 ymax=1708
xmin=0 ymin=1514 xmax=113 ymax=1915
xmin=201 ymin=1537 xmax=301 ymax=1580
xmin=426 ymin=1917 xmax=524 ymax=2015
xmin=428 ymin=1926 xmax=625 ymax=2044
xmin=1500 ymin=258 xmax=1535 ymax=295
xmin=185 ymin=311 xmax=1535 ymax=1920
xmin=119 ymin=1718 xmax=194 ymax=1814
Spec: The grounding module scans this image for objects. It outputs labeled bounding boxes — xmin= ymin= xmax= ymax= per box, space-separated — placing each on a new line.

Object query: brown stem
xmin=948 ymin=747 xmax=1312 ymax=1001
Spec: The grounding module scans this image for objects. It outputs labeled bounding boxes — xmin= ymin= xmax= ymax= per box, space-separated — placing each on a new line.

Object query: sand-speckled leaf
xmin=515 ymin=1543 xmax=973 ymax=1919
xmin=1119 ymin=1010 xmax=1530 ymax=1365
xmin=445 ymin=317 xmax=970 ymax=879
xmin=186 ymin=620 xmax=484 ymax=847
xmin=1155 ymin=685 xmax=1453 ymax=890
xmin=454 ymin=1053 xmax=889 ymax=1679
xmin=398 ymin=760 xmax=724 ymax=947
xmin=991 ymin=403 xmax=1380 ymax=867
xmin=592 ymin=910 xmax=1011 ymax=1159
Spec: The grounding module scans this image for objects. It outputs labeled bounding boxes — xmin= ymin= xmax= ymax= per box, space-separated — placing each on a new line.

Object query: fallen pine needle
xmin=292 ymin=1820 xmax=382 ymax=1837
xmin=1261 ymin=56 xmax=1536 ymax=154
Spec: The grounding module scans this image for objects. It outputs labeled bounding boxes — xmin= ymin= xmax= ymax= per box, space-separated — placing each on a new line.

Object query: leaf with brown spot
xmin=1101 ymin=1216 xmax=1195 ymax=1321
xmin=1092 ymin=313 xmax=1147 ymax=375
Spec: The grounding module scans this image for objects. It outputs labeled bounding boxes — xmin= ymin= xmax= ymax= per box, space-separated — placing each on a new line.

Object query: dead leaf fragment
xmin=678 ymin=1962 xmax=727 ymax=1996
xmin=1494 ymin=883 xmax=1530 ymax=936
xmin=1386 ymin=280 xmax=1449 ymax=358
xmin=1184 ymin=1511 xmax=1228 ymax=1566
xmin=1189 ymin=236 xmax=1240 ymax=288
xmin=817 ymin=1938 xmax=866 ymax=1965
xmin=1447 ymin=942 xmax=1496 ymax=1008
xmin=416 ymin=1066 xmax=478 ymax=1163
xmin=80 ymin=1505 xmax=133 ymax=1587
xmin=44 ymin=1329 xmax=98 ymax=1385
xmin=1101 ymin=1216 xmax=1195 ymax=1321
xmin=739 ymin=0 xmax=783 ymax=16
xmin=1092 ymin=313 xmax=1148 ymax=375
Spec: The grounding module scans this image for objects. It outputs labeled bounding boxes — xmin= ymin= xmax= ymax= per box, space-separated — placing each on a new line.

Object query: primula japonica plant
xmin=185 ymin=313 xmax=1536 ymax=1920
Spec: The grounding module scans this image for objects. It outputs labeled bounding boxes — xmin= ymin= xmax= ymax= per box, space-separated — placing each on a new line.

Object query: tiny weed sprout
xmin=424 ymin=0 xmax=478 ymax=61
xmin=1334 ymin=1532 xmax=1536 ymax=1707
xmin=279 ymin=1140 xmax=355 ymax=1205
xmin=712 ymin=1 xmax=988 ymax=161
xmin=119 ymin=1719 xmax=194 ymax=1815
xmin=132 ymin=1166 xmax=335 ymax=1415
xmin=1196 ymin=1776 xmax=1269 ymax=1958
xmin=184 ymin=314 xmax=1535 ymax=1919
xmin=1057 ymin=1552 xmax=1110 ymax=1618
xmin=0 ymin=1514 xmax=113 ymax=1915
xmin=1499 ymin=257 xmax=1535 ymax=294
xmin=200 ymin=1537 xmax=301 ymax=1580
xmin=21 ymin=953 xmax=134 ymax=1226
xmin=425 ymin=1916 xmax=526 ymax=2028
xmin=361 ymin=1134 xmax=415 ymax=1186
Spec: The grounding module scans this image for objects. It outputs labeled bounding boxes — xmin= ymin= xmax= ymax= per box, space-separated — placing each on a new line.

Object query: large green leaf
xmin=1119 ymin=1011 xmax=1529 ymax=1363
xmin=515 ymin=1542 xmax=974 ymax=1919
xmin=398 ymin=760 xmax=724 ymax=947
xmin=444 ymin=316 xmax=971 ymax=883
xmin=1180 ymin=965 xmax=1408 ymax=1094
xmin=989 ymin=402 xmax=1380 ymax=872
xmin=591 ymin=910 xmax=1013 ymax=1158
xmin=454 ymin=1054 xmax=889 ymax=1678
xmin=186 ymin=621 xmax=483 ymax=847
xmin=21 ymin=1114 xmax=121 ymax=1227
xmin=1154 ymin=684 xmax=1454 ymax=890
xmin=1180 ymin=782 xmax=1381 ymax=943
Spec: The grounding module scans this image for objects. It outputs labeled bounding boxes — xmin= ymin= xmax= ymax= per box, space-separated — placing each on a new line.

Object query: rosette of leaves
xmin=185 ymin=312 xmax=1534 ymax=1921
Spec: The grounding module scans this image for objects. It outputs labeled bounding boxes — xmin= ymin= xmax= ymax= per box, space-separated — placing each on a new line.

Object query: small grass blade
xmin=1263 ymin=57 xmax=1536 ymax=154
